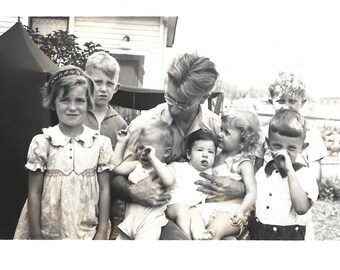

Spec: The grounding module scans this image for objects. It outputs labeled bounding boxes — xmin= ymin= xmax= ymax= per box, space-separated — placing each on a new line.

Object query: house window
xmin=29 ymin=17 xmax=69 ymax=35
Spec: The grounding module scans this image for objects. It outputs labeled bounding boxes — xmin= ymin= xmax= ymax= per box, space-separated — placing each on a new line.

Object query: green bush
xmin=319 ymin=176 xmax=340 ymax=201
xmin=24 ymin=25 xmax=105 ymax=69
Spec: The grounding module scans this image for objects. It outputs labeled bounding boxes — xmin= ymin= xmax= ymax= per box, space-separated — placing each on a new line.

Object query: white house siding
xmin=0 ymin=16 xmax=29 ymax=35
xmin=73 ymin=16 xmax=166 ymax=89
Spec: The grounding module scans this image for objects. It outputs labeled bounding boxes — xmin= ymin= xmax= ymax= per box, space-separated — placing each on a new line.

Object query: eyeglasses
xmin=164 ymin=95 xmax=201 ymax=111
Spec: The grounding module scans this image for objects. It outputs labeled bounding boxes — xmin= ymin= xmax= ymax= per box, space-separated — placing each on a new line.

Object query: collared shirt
xmin=84 ymin=105 xmax=127 ymax=149
xmin=255 ymin=164 xmax=319 ymax=226
xmin=124 ymin=103 xmax=221 ymax=162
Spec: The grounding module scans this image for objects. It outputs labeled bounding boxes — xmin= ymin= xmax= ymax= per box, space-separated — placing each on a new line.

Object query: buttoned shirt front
xmin=255 ymin=164 xmax=319 ymax=226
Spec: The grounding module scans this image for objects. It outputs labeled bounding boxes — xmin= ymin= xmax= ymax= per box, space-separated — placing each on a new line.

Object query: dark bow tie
xmin=264 ymin=160 xmax=306 ymax=178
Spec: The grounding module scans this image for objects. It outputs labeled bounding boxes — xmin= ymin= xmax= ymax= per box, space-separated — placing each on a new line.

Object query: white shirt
xmin=255 ymin=164 xmax=319 ymax=226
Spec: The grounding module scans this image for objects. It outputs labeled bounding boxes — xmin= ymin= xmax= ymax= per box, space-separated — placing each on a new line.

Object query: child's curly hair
xmin=268 ymin=71 xmax=306 ymax=99
xmin=221 ymin=108 xmax=261 ymax=157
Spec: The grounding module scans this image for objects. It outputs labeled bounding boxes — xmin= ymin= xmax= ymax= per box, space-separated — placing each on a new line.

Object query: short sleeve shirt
xmin=124 ymin=103 xmax=221 ymax=162
xmin=255 ymin=165 xmax=319 ymax=226
xmin=25 ymin=125 xmax=115 ymax=175
xmin=84 ymin=105 xmax=127 ymax=149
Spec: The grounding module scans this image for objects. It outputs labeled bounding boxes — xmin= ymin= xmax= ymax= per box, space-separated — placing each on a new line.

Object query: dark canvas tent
xmin=0 ymin=21 xmax=58 ymax=239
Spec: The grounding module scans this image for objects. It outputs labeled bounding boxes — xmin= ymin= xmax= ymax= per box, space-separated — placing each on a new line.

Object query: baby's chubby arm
xmin=112 ymin=130 xmax=140 ymax=175
xmin=231 ymin=160 xmax=256 ymax=227
xmin=144 ymin=146 xmax=175 ymax=187
xmin=111 ymin=129 xmax=129 ymax=167
xmin=110 ymin=145 xmax=173 ymax=208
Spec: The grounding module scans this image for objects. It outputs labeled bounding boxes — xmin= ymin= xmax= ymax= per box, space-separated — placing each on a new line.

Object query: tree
xmin=24 ymin=25 xmax=105 ymax=69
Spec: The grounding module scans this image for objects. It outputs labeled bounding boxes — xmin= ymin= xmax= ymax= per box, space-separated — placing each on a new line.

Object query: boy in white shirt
xmin=254 ymin=109 xmax=319 ymax=240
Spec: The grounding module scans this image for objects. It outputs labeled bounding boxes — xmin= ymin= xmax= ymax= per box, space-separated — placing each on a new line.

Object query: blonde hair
xmin=41 ymin=65 xmax=94 ymax=111
xmin=85 ymin=51 xmax=120 ymax=79
xmin=139 ymin=119 xmax=174 ymax=148
xmin=221 ymin=108 xmax=261 ymax=155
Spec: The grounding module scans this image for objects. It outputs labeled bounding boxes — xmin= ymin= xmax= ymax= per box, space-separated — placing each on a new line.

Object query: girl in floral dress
xmin=14 ymin=65 xmax=114 ymax=240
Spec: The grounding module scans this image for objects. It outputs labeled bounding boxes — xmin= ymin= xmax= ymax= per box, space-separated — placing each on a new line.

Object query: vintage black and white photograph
xmin=0 ymin=0 xmax=339 ymax=268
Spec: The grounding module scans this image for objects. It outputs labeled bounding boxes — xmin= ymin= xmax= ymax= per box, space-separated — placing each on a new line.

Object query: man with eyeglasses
xmin=110 ymin=53 xmax=246 ymax=240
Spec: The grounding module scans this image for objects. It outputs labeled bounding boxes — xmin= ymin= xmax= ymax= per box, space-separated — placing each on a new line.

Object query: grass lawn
xmin=313 ymin=200 xmax=340 ymax=240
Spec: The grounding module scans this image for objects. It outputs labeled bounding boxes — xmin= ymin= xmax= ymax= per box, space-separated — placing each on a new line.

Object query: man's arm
xmin=195 ymin=172 xmax=246 ymax=202
xmin=110 ymin=172 xmax=171 ymax=207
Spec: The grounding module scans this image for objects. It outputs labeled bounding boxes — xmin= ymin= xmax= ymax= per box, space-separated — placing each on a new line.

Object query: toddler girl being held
xmin=202 ymin=108 xmax=261 ymax=239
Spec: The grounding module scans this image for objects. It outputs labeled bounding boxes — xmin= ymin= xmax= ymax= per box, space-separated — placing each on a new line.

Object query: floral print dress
xmin=14 ymin=125 xmax=114 ymax=240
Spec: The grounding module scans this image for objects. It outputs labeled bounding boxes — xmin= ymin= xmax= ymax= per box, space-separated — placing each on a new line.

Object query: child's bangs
xmin=270 ymin=119 xmax=305 ymax=139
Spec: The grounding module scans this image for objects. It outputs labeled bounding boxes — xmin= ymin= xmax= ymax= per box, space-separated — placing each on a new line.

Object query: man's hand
xmin=129 ymin=171 xmax=171 ymax=207
xmin=195 ymin=172 xmax=246 ymax=202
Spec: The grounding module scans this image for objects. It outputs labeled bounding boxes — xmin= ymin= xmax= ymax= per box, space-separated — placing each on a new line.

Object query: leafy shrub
xmin=319 ymin=176 xmax=340 ymax=201
xmin=24 ymin=25 xmax=106 ymax=69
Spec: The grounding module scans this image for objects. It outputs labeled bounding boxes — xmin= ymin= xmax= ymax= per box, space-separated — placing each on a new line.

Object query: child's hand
xmin=230 ymin=210 xmax=247 ymax=227
xmin=141 ymin=145 xmax=156 ymax=160
xmin=117 ymin=129 xmax=129 ymax=143
xmin=272 ymin=149 xmax=293 ymax=172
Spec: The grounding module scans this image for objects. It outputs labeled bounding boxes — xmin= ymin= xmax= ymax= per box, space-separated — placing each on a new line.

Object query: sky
xmin=164 ymin=1 xmax=340 ymax=99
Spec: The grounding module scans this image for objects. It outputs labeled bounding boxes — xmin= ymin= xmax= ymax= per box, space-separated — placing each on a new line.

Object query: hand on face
xmin=271 ymin=149 xmax=293 ymax=172
xmin=138 ymin=145 xmax=157 ymax=167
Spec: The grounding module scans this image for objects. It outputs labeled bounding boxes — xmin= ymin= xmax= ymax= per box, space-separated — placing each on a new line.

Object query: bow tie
xmin=264 ymin=160 xmax=306 ymax=178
